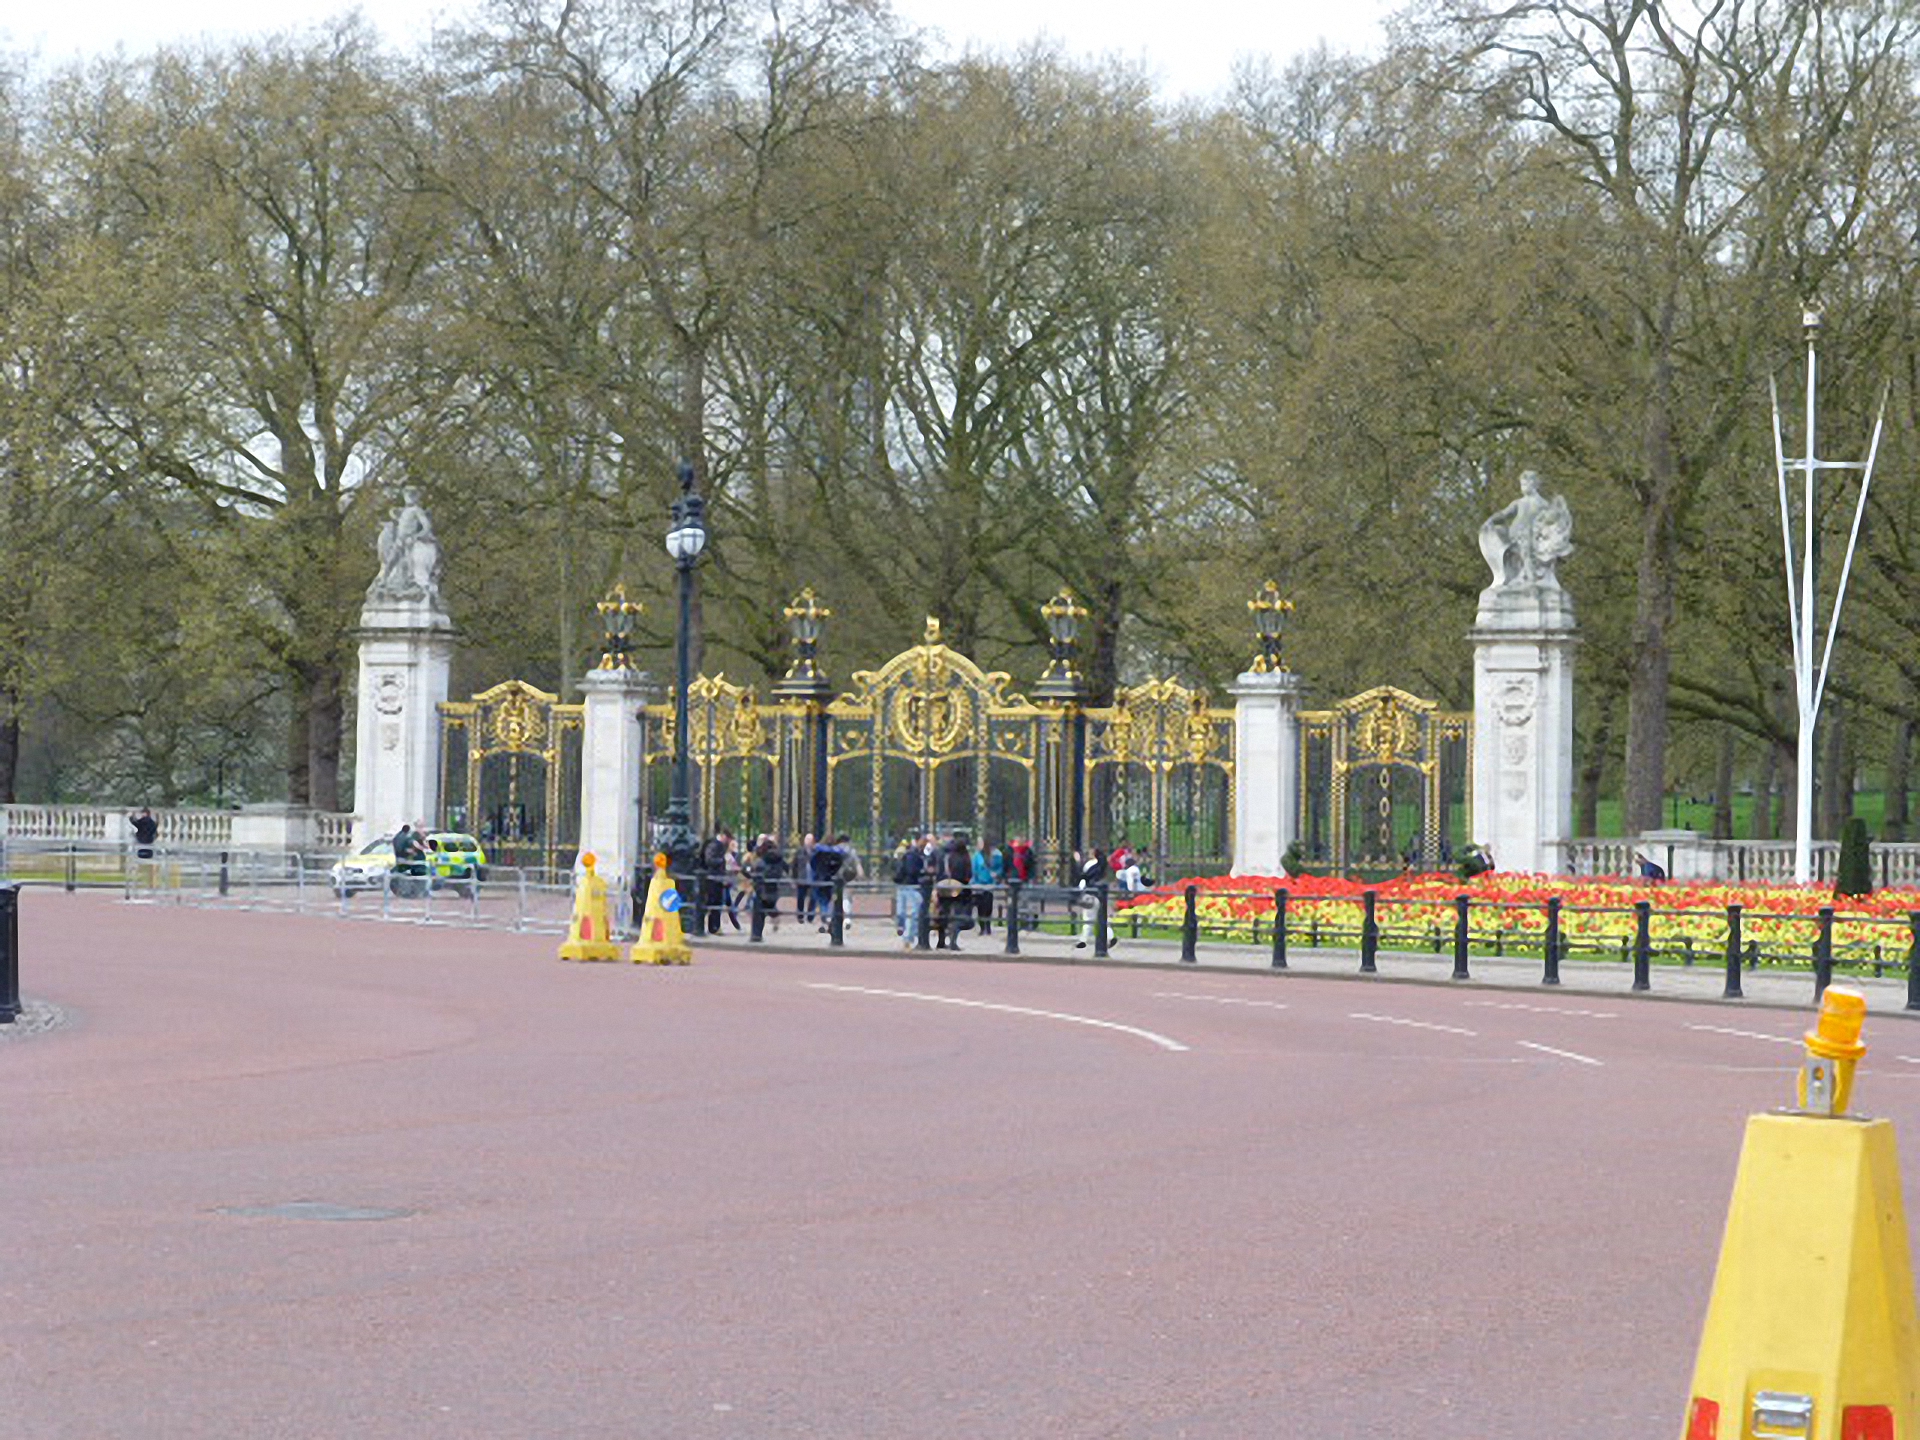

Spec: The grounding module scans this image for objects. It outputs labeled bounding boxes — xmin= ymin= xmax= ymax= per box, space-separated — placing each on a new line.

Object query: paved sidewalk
xmin=687 ymin=908 xmax=1920 ymax=1015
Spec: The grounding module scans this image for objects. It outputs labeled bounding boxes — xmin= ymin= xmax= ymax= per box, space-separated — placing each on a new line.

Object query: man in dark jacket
xmin=809 ymin=838 xmax=844 ymax=932
xmin=700 ymin=829 xmax=731 ymax=934
xmin=893 ymin=835 xmax=929 ymax=946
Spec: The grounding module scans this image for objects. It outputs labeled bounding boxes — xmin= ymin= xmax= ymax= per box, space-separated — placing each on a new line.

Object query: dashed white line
xmin=1687 ymin=1024 xmax=1799 ymax=1045
xmin=805 ymin=984 xmax=1190 ymax=1051
xmin=1518 ymin=1040 xmax=1603 ymax=1066
xmin=1349 ymin=1012 xmax=1478 ymax=1037
xmin=1153 ymin=992 xmax=1289 ymax=1010
xmin=1467 ymin=1001 xmax=1618 ymax=1020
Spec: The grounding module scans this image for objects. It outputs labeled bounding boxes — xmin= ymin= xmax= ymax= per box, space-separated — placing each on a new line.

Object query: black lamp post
xmin=655 ymin=461 xmax=707 ymax=881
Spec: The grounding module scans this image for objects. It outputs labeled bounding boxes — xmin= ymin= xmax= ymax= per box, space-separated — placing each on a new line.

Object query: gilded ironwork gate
xmin=822 ymin=619 xmax=1062 ymax=864
xmin=1298 ymin=686 xmax=1470 ymax=875
xmin=628 ymin=605 xmax=1240 ymax=883
xmin=1084 ymin=679 xmax=1235 ymax=881
xmin=641 ymin=674 xmax=798 ymax=847
xmin=439 ymin=680 xmax=584 ymax=871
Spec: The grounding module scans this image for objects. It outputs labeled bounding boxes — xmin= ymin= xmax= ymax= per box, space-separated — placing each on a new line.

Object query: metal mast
xmin=1773 ymin=309 xmax=1886 ymax=883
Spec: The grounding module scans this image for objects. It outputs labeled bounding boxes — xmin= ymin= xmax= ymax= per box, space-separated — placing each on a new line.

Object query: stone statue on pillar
xmin=1478 ymin=470 xmax=1572 ymax=593
xmin=353 ymin=488 xmax=455 ymax=849
xmin=369 ymin=487 xmax=444 ymax=608
xmin=1470 ymin=471 xmax=1578 ymax=875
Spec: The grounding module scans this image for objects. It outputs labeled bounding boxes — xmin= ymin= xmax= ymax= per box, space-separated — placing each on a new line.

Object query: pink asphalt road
xmin=9 ymin=893 xmax=1920 ymax=1438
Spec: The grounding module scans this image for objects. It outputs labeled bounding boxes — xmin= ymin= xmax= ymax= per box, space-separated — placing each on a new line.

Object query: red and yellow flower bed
xmin=1115 ymin=872 xmax=1920 ymax=963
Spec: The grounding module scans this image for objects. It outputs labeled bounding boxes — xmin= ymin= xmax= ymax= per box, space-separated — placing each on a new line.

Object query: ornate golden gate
xmin=438 ymin=679 xmax=584 ymax=871
xmin=1297 ymin=685 xmax=1471 ymax=874
xmin=631 ymin=608 xmax=1237 ymax=883
xmin=1084 ymin=678 xmax=1235 ymax=882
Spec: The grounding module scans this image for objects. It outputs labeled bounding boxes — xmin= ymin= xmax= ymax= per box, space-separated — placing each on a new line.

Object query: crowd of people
xmin=676 ymin=827 xmax=1150 ymax=951
xmin=693 ymin=829 xmax=869 ymax=935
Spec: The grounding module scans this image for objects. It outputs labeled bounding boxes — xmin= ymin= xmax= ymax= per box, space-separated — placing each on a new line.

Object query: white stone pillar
xmin=1230 ymin=670 xmax=1304 ymax=878
xmin=576 ymin=667 xmax=656 ymax=887
xmin=1470 ymin=585 xmax=1576 ymax=875
xmin=352 ymin=596 xmax=454 ymax=849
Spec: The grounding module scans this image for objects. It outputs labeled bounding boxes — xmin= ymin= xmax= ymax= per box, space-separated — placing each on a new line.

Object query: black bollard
xmin=1360 ymin=891 xmax=1379 ymax=974
xmin=1180 ymin=884 xmax=1198 ymax=964
xmin=1543 ymin=896 xmax=1562 ymax=986
xmin=1633 ymin=900 xmax=1652 ymax=991
xmin=829 ymin=874 xmax=846 ymax=947
xmin=1815 ymin=906 xmax=1835 ymax=1001
xmin=1004 ymin=879 xmax=1022 ymax=955
xmin=1093 ymin=884 xmax=1111 ymax=959
xmin=916 ymin=877 xmax=934 ymax=951
xmin=1907 ymin=913 xmax=1920 ymax=1012
xmin=65 ymin=846 xmax=77 ymax=893
xmin=1450 ymin=894 xmax=1471 ymax=980
xmin=0 ymin=883 xmax=19 ymax=1023
xmin=218 ymin=850 xmax=231 ymax=899
xmin=1723 ymin=903 xmax=1744 ymax=1000
xmin=1272 ymin=888 xmax=1289 ymax=971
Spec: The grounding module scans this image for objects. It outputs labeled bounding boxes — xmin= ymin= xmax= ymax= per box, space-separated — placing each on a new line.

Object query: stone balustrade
xmin=0 ymin=803 xmax=355 ymax=855
xmin=1557 ymin=834 xmax=1920 ymax=888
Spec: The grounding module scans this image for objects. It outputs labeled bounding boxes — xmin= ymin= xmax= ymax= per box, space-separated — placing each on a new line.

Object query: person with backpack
xmin=933 ymin=834 xmax=973 ymax=951
xmin=893 ymin=834 xmax=930 ymax=947
xmin=811 ymin=836 xmax=845 ymax=933
xmin=749 ymin=836 xmax=787 ymax=923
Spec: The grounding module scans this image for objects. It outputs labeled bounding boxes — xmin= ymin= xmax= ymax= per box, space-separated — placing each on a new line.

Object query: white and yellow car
xmin=330 ymin=832 xmax=488 ymax=899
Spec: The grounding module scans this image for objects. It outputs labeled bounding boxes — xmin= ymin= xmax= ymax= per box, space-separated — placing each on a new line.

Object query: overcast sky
xmin=6 ymin=0 xmax=1395 ymax=102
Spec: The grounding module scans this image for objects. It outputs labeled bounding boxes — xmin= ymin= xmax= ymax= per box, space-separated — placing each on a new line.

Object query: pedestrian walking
xmin=893 ymin=834 xmax=930 ymax=947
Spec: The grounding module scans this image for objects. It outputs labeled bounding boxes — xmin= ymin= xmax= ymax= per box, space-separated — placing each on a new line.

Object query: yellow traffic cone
xmin=1679 ymin=986 xmax=1920 ymax=1440
xmin=629 ymin=852 xmax=693 ymax=965
xmin=558 ymin=852 xmax=622 ymax=962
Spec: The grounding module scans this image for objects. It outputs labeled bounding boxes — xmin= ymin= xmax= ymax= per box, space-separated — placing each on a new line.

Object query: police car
xmin=330 ymin=831 xmax=488 ymax=899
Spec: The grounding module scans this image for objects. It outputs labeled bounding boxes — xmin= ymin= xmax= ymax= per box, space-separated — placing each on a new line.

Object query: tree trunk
xmin=307 ymin=659 xmax=344 ymax=814
xmin=1622 ymin=335 xmax=1680 ymax=835
xmin=1819 ymin=698 xmax=1852 ymax=840
xmin=1885 ymin=717 xmax=1913 ymax=842
xmin=1750 ymin=741 xmax=1778 ymax=840
xmin=0 ymin=690 xmax=17 ymax=804
xmin=1575 ymin=702 xmax=1614 ymax=837
xmin=285 ymin=671 xmax=313 ymax=807
xmin=1712 ymin=729 xmax=1735 ymax=840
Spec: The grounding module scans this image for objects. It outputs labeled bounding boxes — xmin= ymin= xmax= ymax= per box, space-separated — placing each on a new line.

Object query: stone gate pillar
xmin=1230 ymin=669 xmax=1303 ymax=878
xmin=577 ymin=666 xmax=655 ymax=897
xmin=352 ymin=490 xmax=454 ymax=849
xmin=1469 ymin=472 xmax=1578 ymax=875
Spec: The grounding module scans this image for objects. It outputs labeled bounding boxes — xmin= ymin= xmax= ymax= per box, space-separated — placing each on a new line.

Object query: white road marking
xmin=1517 ymin=1040 xmax=1603 ymax=1066
xmin=1152 ymin=992 xmax=1289 ymax=1010
xmin=1466 ymin=1001 xmax=1617 ymax=1020
xmin=1687 ymin=1024 xmax=1799 ymax=1045
xmin=1349 ymin=1012 xmax=1478 ymax=1037
xmin=806 ymin=984 xmax=1190 ymax=1051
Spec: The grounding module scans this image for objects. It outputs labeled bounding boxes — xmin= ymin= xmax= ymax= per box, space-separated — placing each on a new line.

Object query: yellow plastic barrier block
xmin=558 ymin=853 xmax=622 ymax=963
xmin=630 ymin=853 xmax=692 ymax=966
xmin=1682 ymin=1105 xmax=1920 ymax=1435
